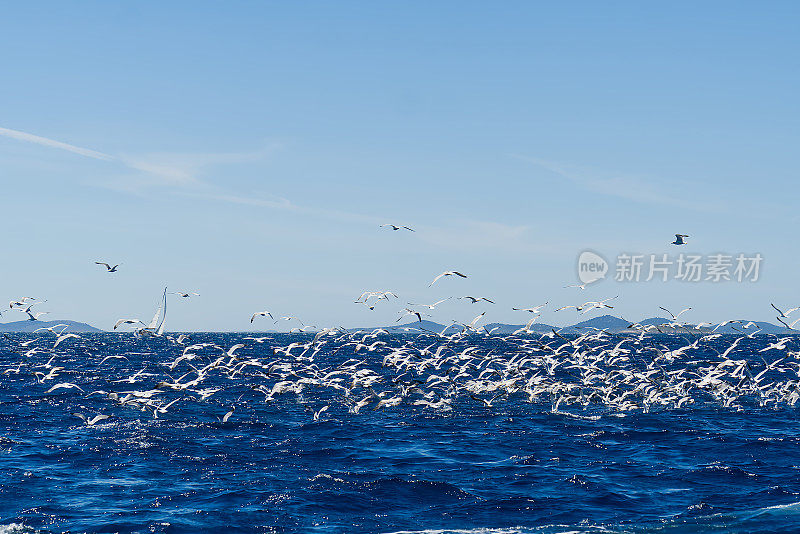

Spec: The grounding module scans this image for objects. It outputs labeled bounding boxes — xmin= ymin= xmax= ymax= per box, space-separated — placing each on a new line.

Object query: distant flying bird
xmin=95 ymin=262 xmax=120 ymax=272
xmin=771 ymin=303 xmax=800 ymax=318
xmin=397 ymin=308 xmax=423 ymax=323
xmin=429 ymin=271 xmax=467 ymax=287
xmin=659 ymin=306 xmax=692 ymax=321
xmin=671 ymin=234 xmax=689 ymax=245
xmin=251 ymin=311 xmax=274 ymax=323
xmin=308 ymin=405 xmax=329 ymax=421
xmin=54 ymin=333 xmax=80 ymax=349
xmin=9 ymin=297 xmax=38 ymax=309
xmin=46 ymin=382 xmax=84 ymax=394
xmin=380 ymin=224 xmax=414 ymax=232
xmin=408 ymin=298 xmax=450 ymax=310
xmin=460 ymin=296 xmax=495 ymax=304
xmin=219 ymin=407 xmax=235 ymax=423
xmin=25 ymin=310 xmax=49 ymax=321
xmin=173 ymin=292 xmax=200 ymax=298
xmin=73 ymin=413 xmax=110 ymax=426
xmin=512 ymin=302 xmax=548 ymax=314
xmin=113 ymin=318 xmax=145 ymax=330
xmin=33 ymin=324 xmax=69 ymax=335
xmin=564 ymin=279 xmax=600 ymax=290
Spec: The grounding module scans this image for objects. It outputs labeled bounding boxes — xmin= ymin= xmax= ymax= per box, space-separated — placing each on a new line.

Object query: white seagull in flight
xmin=429 ymin=271 xmax=467 ymax=287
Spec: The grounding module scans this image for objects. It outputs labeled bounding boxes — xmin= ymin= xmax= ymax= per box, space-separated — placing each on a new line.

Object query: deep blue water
xmin=2 ymin=331 xmax=800 ymax=533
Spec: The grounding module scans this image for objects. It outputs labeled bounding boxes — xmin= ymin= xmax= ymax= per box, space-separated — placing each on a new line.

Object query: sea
xmin=2 ymin=331 xmax=800 ymax=533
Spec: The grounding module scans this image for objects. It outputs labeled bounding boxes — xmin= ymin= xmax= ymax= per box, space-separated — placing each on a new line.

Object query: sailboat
xmin=139 ymin=287 xmax=167 ymax=336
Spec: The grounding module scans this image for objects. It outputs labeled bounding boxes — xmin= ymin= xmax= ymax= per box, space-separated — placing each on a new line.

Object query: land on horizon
xmin=1 ymin=315 xmax=795 ymax=335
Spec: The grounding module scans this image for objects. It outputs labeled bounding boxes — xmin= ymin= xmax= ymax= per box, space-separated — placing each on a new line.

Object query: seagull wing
xmin=429 ymin=273 xmax=447 ymax=286
xmin=771 ymin=303 xmax=786 ymax=317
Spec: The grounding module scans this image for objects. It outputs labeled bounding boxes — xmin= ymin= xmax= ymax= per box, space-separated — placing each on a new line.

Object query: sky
xmin=1 ymin=2 xmax=798 ymax=332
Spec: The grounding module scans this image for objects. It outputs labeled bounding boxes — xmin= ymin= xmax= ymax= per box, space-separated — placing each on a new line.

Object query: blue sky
xmin=1 ymin=2 xmax=798 ymax=331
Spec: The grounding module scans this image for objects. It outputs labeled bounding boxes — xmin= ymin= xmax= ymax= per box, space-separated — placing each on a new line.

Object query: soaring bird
xmin=408 ymin=298 xmax=450 ymax=310
xmin=25 ymin=310 xmax=49 ymax=321
xmin=564 ymin=279 xmax=600 ymax=290
xmin=251 ymin=311 xmax=274 ymax=323
xmin=659 ymin=306 xmax=692 ymax=321
xmin=771 ymin=303 xmax=800 ymax=318
xmin=429 ymin=271 xmax=467 ymax=287
xmin=113 ymin=318 xmax=145 ymax=330
xmin=460 ymin=296 xmax=495 ymax=304
xmin=73 ymin=413 xmax=110 ymax=426
xmin=95 ymin=262 xmax=120 ymax=272
xmin=397 ymin=308 xmax=423 ymax=323
xmin=380 ymin=224 xmax=414 ymax=232
xmin=671 ymin=234 xmax=689 ymax=245
xmin=512 ymin=302 xmax=548 ymax=314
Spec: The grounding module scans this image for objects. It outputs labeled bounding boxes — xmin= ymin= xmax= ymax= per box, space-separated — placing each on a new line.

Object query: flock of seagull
xmin=2 ymin=306 xmax=800 ymax=428
xmin=2 ymin=229 xmax=798 ymax=428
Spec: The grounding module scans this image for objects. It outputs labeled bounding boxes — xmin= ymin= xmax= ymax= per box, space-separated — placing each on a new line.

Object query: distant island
xmin=352 ymin=315 xmax=796 ymax=336
xmin=1 ymin=315 xmax=794 ymax=335
xmin=0 ymin=319 xmax=103 ymax=333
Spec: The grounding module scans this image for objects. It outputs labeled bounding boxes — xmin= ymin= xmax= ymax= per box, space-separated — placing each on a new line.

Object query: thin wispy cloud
xmin=0 ymin=124 xmax=280 ymax=189
xmin=0 ymin=124 xmax=381 ymax=226
xmin=0 ymin=126 xmax=115 ymax=161
xmin=516 ymin=155 xmax=726 ymax=213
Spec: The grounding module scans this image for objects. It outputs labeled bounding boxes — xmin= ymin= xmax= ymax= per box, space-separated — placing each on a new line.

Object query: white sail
xmin=147 ymin=307 xmax=161 ymax=330
xmin=156 ymin=287 xmax=167 ymax=335
xmin=141 ymin=287 xmax=167 ymax=335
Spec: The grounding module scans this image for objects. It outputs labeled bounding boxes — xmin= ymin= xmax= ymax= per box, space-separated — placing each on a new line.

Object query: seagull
xmin=380 ymin=224 xmax=414 ymax=232
xmin=408 ymin=298 xmax=450 ymax=310
xmin=73 ymin=413 xmax=110 ymax=426
xmin=9 ymin=297 xmax=37 ymax=309
xmin=113 ymin=318 xmax=145 ymax=330
xmin=397 ymin=308 xmax=423 ymax=323
xmin=219 ymin=407 xmax=235 ymax=423
xmin=771 ymin=304 xmax=800 ymax=318
xmin=226 ymin=344 xmax=245 ymax=358
xmin=310 ymin=405 xmax=329 ymax=421
xmin=671 ymin=234 xmax=689 ymax=245
xmin=46 ymin=382 xmax=84 ymax=394
xmin=513 ymin=302 xmax=548 ymax=313
xmin=54 ymin=333 xmax=80 ymax=349
xmin=25 ymin=310 xmax=49 ymax=321
xmin=659 ymin=306 xmax=692 ymax=321
xmin=460 ymin=296 xmax=495 ymax=304
xmin=250 ymin=311 xmax=274 ymax=323
xmin=564 ymin=280 xmax=600 ymax=289
xmin=33 ymin=324 xmax=69 ymax=335
xmin=95 ymin=262 xmax=120 ymax=272
xmin=429 ymin=271 xmax=467 ymax=287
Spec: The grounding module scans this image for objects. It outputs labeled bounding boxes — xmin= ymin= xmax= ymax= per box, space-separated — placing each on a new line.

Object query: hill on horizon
xmin=0 ymin=319 xmax=103 ymax=333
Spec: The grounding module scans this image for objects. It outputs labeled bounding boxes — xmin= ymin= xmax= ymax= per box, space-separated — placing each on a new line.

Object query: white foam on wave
xmin=0 ymin=524 xmax=36 ymax=534
xmin=742 ymin=499 xmax=800 ymax=519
